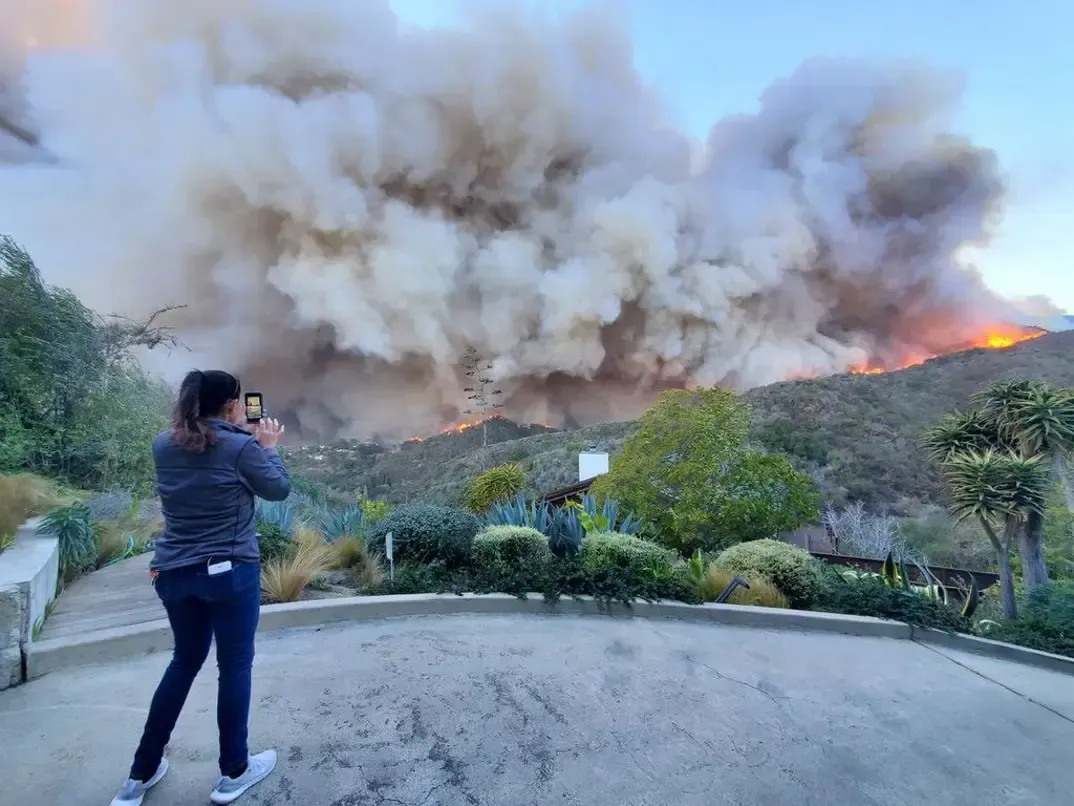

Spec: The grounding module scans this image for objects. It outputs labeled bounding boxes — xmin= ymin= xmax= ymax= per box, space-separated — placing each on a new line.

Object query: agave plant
xmin=255 ymin=494 xmax=317 ymax=535
xmin=570 ymin=495 xmax=643 ymax=535
xmin=314 ymin=505 xmax=367 ymax=542
xmin=485 ymin=493 xmax=644 ymax=558
xmin=547 ymin=506 xmax=585 ymax=557
xmin=486 ymin=493 xmax=555 ymax=532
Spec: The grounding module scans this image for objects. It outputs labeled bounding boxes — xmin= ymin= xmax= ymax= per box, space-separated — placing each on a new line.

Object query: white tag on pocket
xmin=207 ymin=560 xmax=233 ymax=576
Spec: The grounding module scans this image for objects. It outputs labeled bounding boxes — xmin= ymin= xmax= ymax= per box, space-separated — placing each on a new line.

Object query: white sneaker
xmin=209 ymin=749 xmax=277 ymax=804
xmin=109 ymin=758 xmax=169 ymax=805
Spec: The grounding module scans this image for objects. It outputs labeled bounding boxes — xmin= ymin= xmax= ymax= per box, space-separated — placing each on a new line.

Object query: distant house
xmin=539 ymin=450 xmax=609 ymax=507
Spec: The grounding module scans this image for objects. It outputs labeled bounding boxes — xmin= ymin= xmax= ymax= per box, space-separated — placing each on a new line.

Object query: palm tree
xmin=943 ymin=450 xmax=1050 ymax=618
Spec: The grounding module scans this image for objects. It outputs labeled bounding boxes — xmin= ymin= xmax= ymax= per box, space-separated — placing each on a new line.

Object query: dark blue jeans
xmin=130 ymin=560 xmax=261 ymax=781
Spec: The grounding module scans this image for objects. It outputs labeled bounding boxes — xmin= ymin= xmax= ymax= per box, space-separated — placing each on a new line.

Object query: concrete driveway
xmin=1 ymin=614 xmax=1072 ymax=805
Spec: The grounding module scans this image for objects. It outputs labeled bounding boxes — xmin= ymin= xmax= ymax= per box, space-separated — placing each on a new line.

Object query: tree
xmin=0 ymin=237 xmax=176 ymax=490
xmin=821 ymin=501 xmax=911 ymax=562
xmin=590 ymin=388 xmax=818 ymax=555
xmin=923 ymin=379 xmax=1074 ymax=592
xmin=1001 ymin=384 xmax=1074 ymax=510
xmin=920 ymin=409 xmax=999 ymax=463
xmin=942 ymin=450 xmax=1050 ymax=618
xmin=706 ymin=453 xmax=820 ymax=547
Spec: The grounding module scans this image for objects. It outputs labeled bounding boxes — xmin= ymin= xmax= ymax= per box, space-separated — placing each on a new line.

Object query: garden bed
xmin=247 ymin=494 xmax=1074 ymax=661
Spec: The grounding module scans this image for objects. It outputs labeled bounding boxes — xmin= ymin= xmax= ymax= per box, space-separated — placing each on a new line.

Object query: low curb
xmin=22 ymin=593 xmax=1073 ymax=680
xmin=911 ymin=627 xmax=1074 ymax=676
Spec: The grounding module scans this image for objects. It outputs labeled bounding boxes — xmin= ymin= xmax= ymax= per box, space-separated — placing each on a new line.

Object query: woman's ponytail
xmin=171 ymin=369 xmax=242 ymax=452
xmin=172 ymin=370 xmax=212 ymax=452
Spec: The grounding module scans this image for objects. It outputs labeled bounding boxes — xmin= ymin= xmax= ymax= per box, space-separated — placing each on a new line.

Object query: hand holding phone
xmin=244 ymin=392 xmax=263 ymax=424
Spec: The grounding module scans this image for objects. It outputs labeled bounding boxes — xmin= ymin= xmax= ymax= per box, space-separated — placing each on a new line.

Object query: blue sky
xmin=391 ymin=0 xmax=1072 ymax=312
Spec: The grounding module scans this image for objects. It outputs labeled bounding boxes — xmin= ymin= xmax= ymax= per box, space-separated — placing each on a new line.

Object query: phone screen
xmin=244 ymin=392 xmax=263 ymax=423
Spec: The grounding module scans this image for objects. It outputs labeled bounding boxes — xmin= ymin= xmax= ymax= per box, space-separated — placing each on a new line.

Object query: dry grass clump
xmin=261 ymin=525 xmax=334 ymax=603
xmin=92 ymin=513 xmax=162 ymax=567
xmin=700 ymin=566 xmax=789 ymax=609
xmin=332 ymin=535 xmax=385 ymax=590
xmin=0 ymin=474 xmax=73 ymax=549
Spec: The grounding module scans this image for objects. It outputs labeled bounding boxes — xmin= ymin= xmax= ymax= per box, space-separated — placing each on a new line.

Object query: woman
xmin=111 ymin=370 xmax=291 ymax=806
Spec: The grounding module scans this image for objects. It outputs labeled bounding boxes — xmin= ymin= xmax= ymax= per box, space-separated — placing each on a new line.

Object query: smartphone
xmin=244 ymin=392 xmax=264 ymax=424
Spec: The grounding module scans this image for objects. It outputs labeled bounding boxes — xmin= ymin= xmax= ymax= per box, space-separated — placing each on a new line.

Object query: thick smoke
xmin=1 ymin=0 xmax=1013 ymax=440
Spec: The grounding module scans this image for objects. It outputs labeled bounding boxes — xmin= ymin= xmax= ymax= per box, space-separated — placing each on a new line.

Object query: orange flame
xmin=397 ymin=413 xmax=558 ymax=446
xmin=850 ymin=327 xmax=1046 ymax=376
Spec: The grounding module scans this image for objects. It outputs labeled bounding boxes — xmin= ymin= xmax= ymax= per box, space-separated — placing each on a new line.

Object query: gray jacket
xmin=151 ymin=419 xmax=291 ymax=571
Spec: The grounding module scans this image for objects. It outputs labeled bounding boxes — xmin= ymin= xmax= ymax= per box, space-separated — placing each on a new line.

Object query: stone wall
xmin=0 ymin=518 xmax=59 ymax=690
xmin=0 ymin=584 xmax=24 ymax=689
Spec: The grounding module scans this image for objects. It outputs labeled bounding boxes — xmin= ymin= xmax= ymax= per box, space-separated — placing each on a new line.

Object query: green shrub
xmin=582 ymin=531 xmax=673 ymax=573
xmin=466 ymin=463 xmax=527 ymax=512
xmin=470 ymin=525 xmax=551 ymax=594
xmin=714 ymin=539 xmax=824 ymax=608
xmin=988 ymin=582 xmax=1074 ymax=658
xmin=812 ymin=563 xmax=968 ymax=631
xmin=574 ymin=531 xmax=679 ymax=600
xmin=367 ymin=561 xmax=469 ymax=596
xmin=257 ymin=522 xmax=295 ymax=563
xmin=367 ymin=504 xmax=481 ymax=568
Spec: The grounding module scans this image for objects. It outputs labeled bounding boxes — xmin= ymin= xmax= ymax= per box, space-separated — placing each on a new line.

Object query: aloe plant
xmin=38 ymin=503 xmax=97 ymax=575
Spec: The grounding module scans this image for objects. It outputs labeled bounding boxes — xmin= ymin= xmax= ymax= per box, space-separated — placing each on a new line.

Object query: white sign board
xmin=385 ymin=531 xmax=395 ymax=582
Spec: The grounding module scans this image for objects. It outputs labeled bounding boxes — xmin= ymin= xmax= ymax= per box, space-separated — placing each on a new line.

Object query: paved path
xmin=40 ymin=554 xmax=162 ymax=641
xmin=3 ymin=615 xmax=1073 ymax=805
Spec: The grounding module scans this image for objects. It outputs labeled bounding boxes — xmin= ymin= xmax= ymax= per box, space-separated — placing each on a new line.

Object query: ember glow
xmin=849 ymin=326 xmax=1046 ymax=375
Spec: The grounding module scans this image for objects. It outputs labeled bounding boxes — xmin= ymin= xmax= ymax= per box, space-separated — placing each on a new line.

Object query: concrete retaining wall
xmin=0 ymin=517 xmax=59 ymax=690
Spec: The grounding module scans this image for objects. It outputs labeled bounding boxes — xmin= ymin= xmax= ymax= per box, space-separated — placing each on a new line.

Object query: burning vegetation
xmin=849 ymin=326 xmax=1046 ymax=375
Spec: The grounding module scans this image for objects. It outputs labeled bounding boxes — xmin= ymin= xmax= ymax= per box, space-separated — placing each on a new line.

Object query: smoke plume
xmin=0 ymin=0 xmax=1014 ymax=439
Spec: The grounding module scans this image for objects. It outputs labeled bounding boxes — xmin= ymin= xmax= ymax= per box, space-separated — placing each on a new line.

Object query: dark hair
xmin=172 ymin=370 xmax=241 ymax=453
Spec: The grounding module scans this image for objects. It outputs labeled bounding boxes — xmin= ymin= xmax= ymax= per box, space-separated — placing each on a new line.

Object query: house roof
xmin=539 ymin=477 xmax=596 ymax=506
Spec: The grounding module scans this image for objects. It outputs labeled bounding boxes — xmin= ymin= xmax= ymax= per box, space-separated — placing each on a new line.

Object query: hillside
xmin=286 ymin=330 xmax=1074 ymax=514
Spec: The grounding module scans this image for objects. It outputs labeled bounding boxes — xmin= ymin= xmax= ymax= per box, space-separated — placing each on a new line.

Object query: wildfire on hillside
xmin=401 ymin=413 xmax=561 ymax=446
xmin=849 ymin=326 xmax=1047 ymax=376
xmin=395 ymin=326 xmax=1048 ymax=443
xmin=403 ymin=414 xmax=504 ymax=444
